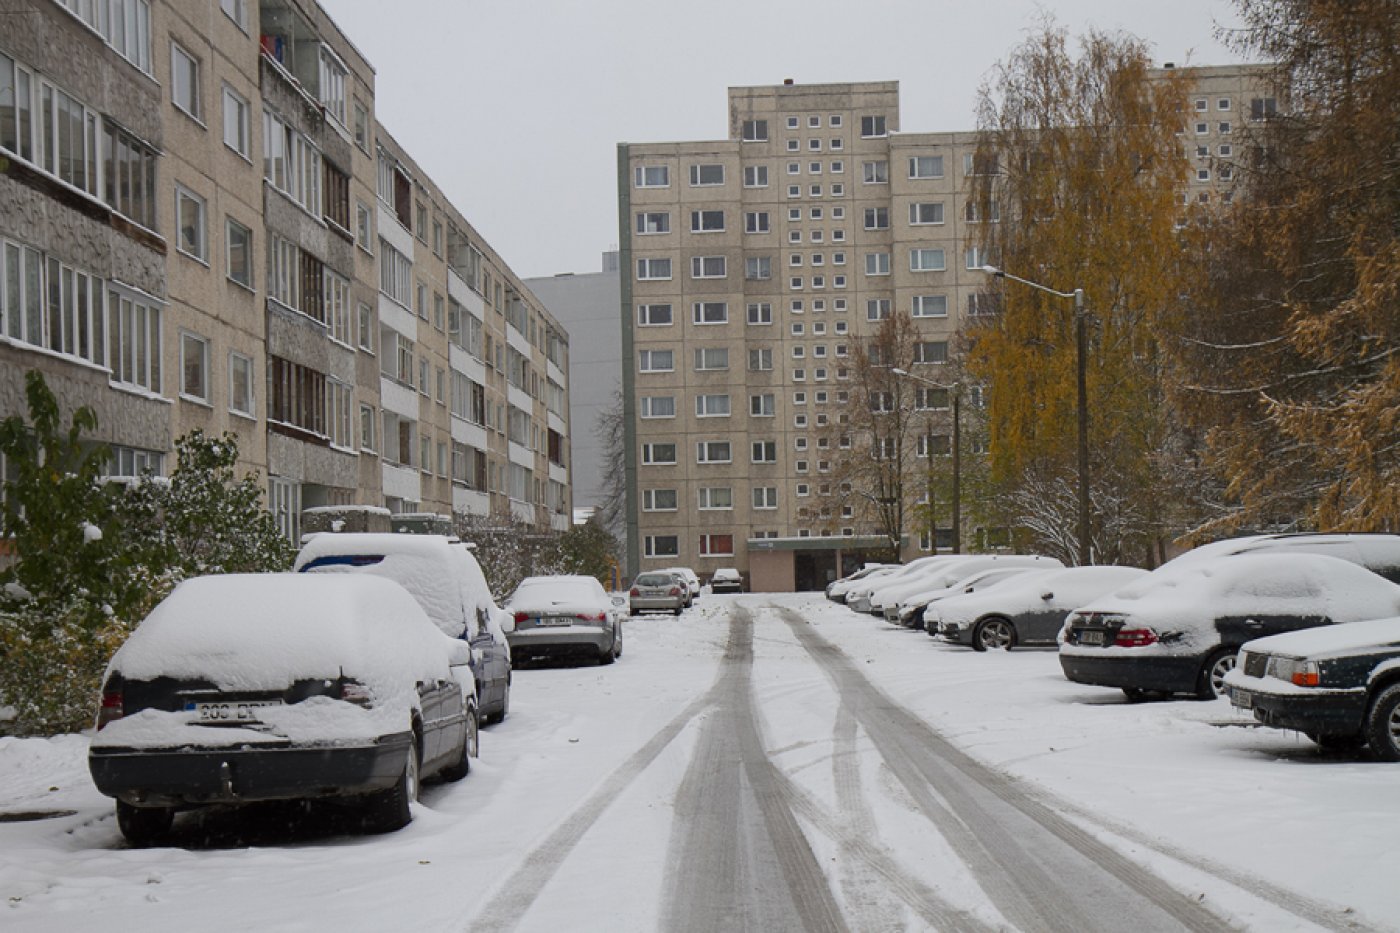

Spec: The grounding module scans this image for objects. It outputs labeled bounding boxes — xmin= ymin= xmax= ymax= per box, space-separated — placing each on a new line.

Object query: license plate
xmin=534 ymin=616 xmax=571 ymax=627
xmin=1230 ymin=688 xmax=1253 ymax=710
xmin=188 ymin=700 xmax=281 ymax=722
xmin=1078 ymin=630 xmax=1106 ymax=646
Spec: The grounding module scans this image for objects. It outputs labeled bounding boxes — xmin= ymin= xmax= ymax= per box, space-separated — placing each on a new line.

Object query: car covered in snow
xmin=883 ymin=555 xmax=1064 ymax=626
xmin=629 ymin=571 xmax=690 ymax=615
xmin=1059 ymin=553 xmax=1400 ymax=701
xmin=294 ymin=533 xmax=513 ymax=724
xmin=826 ymin=564 xmax=897 ymax=602
xmin=1163 ymin=532 xmax=1400 ymax=582
xmin=709 ymin=568 xmax=743 ymax=594
xmin=933 ymin=565 xmax=1148 ymax=650
xmin=504 ymin=574 xmax=625 ymax=665
xmin=88 ymin=574 xmax=478 ymax=845
xmin=1225 ymin=618 xmax=1400 ymax=758
xmin=844 ymin=556 xmax=966 ymax=614
xmin=661 ymin=567 xmax=701 ymax=604
xmin=894 ymin=566 xmax=1051 ymax=630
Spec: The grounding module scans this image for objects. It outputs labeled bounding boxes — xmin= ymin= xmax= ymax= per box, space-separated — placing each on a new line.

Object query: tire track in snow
xmin=775 ymin=605 xmax=1232 ymax=933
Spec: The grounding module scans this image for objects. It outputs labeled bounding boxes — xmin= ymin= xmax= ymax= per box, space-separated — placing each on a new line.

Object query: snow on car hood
xmin=105 ymin=574 xmax=458 ymax=697
xmin=1239 ymin=615 xmax=1400 ymax=658
xmin=933 ymin=566 xmax=1146 ymax=627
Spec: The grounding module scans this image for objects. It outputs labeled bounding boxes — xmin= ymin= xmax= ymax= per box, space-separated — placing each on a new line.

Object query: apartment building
xmin=619 ymin=72 xmax=1269 ymax=591
xmin=0 ymin=0 xmax=570 ymax=542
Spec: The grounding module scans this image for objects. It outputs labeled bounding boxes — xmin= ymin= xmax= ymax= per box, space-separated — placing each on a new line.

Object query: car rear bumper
xmin=88 ymin=732 xmax=412 ymax=807
xmin=711 ymin=581 xmax=742 ymax=593
xmin=1059 ymin=651 xmax=1204 ymax=695
xmin=507 ymin=625 xmax=614 ymax=657
xmin=1229 ymin=685 xmax=1367 ymax=735
xmin=630 ymin=596 xmax=684 ymax=612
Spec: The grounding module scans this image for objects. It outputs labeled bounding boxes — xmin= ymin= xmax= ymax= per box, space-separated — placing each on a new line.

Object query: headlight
xmin=1266 ymin=656 xmax=1320 ymax=687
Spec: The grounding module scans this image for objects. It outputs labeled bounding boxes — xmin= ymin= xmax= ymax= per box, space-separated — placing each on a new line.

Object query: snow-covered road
xmin=0 ymin=594 xmax=1394 ymax=931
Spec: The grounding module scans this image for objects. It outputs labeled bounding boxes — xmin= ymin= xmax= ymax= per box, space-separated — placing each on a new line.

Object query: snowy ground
xmin=0 ymin=593 xmax=1394 ymax=931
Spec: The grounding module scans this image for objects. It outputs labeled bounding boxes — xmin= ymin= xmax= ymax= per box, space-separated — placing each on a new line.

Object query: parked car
xmin=845 ymin=556 xmax=966 ymax=614
xmin=505 ymin=575 xmax=625 ymax=665
xmin=895 ymin=566 xmax=1051 ymax=629
xmin=294 ymin=533 xmax=513 ymax=724
xmin=1060 ymin=553 xmax=1400 ymax=700
xmin=661 ymin=567 xmax=701 ymax=604
xmin=710 ymin=568 xmax=743 ymax=593
xmin=826 ymin=564 xmax=897 ymax=602
xmin=1165 ymin=532 xmax=1400 ymax=582
xmin=882 ymin=555 xmax=1064 ymax=625
xmin=630 ymin=571 xmax=689 ymax=615
xmin=1225 ymin=617 xmax=1400 ymax=758
xmin=88 ymin=574 xmax=478 ymax=845
xmin=933 ymin=565 xmax=1148 ymax=650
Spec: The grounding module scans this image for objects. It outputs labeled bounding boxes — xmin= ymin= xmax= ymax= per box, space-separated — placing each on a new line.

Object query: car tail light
xmin=630 ymin=588 xmax=640 ymax=597
xmin=96 ymin=679 xmax=124 ymax=730
xmin=669 ymin=586 xmax=681 ymax=596
xmin=339 ymin=680 xmax=373 ymax=707
xmin=577 ymin=611 xmax=608 ymax=622
xmin=1114 ymin=628 xmax=1158 ymax=647
xmin=514 ymin=611 xmax=530 ymax=624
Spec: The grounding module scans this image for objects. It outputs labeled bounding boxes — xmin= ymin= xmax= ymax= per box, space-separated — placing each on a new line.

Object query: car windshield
xmin=636 ymin=574 xmax=675 ymax=586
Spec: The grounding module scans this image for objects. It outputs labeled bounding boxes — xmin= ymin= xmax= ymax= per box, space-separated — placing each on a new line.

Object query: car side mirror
xmin=1041 ymin=592 xmax=1054 ymax=601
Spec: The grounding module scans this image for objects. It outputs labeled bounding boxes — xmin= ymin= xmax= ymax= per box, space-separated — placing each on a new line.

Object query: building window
xmin=697 ymin=441 xmax=731 ymax=464
xmin=226 ymin=351 xmax=254 ymax=417
xmin=221 ymin=84 xmax=249 ymax=157
xmin=640 ymin=396 xmax=676 ymax=419
xmin=635 ymin=165 xmax=669 ymax=187
xmin=696 ymin=394 xmax=730 ymax=417
xmin=863 ymin=207 xmax=889 ymax=229
xmin=693 ymin=302 xmax=728 ymax=325
xmin=328 ymin=379 xmax=353 ymax=449
xmin=638 ymin=303 xmax=673 ymax=326
xmin=964 ymin=246 xmax=993 ymax=270
xmin=637 ymin=257 xmax=672 ymax=280
xmin=353 ymin=99 xmax=370 ymax=152
xmin=747 ymin=302 xmax=773 ymax=325
xmin=641 ymin=443 xmax=677 ymax=465
xmin=355 ymin=201 xmax=373 ymax=251
xmin=180 ymin=331 xmax=209 ymax=403
xmin=699 ymin=534 xmax=734 ymax=557
xmin=694 ymin=347 xmax=729 ymax=371
xmin=691 ymin=256 xmax=727 ymax=279
xmin=745 ymin=211 xmax=771 ymax=234
xmin=744 ymin=165 xmax=769 ymax=187
xmin=691 ymin=210 xmax=725 ymax=232
xmin=865 ymin=253 xmax=890 ymax=276
xmin=104 ymin=284 xmax=161 ymax=392
xmin=914 ymin=341 xmax=948 ymax=364
xmin=866 ymin=299 xmax=891 ymax=321
xmin=639 ymin=349 xmax=674 ymax=373
xmin=753 ymin=487 xmax=778 ymax=510
xmin=911 ymin=248 xmax=946 ymax=272
xmin=750 ymin=393 xmax=775 ymax=417
xmin=101 ymin=120 xmax=158 ymax=229
xmin=226 ymin=217 xmax=252 ymax=287
xmin=749 ymin=347 xmax=773 ymax=371
xmin=318 ymin=45 xmax=348 ymax=127
xmin=860 ymin=115 xmax=886 ymax=137
xmin=745 ymin=256 xmax=772 ymax=280
xmin=741 ymin=119 xmax=768 ymax=141
xmin=909 ymin=202 xmax=944 ymax=225
xmin=1250 ymin=97 xmax=1277 ymax=120
xmin=698 ymin=487 xmax=733 ymax=510
xmin=689 ymin=164 xmax=725 ymax=186
xmin=752 ymin=440 xmax=777 ymax=462
xmin=912 ymin=295 xmax=946 ymax=318
xmin=636 ymin=211 xmax=670 ymax=234
xmin=644 ymin=535 xmax=680 ymax=558
xmin=862 ymin=160 xmax=888 ymax=184
xmin=643 ymin=489 xmax=678 ymax=512
xmin=171 ymin=42 xmax=201 ymax=120
xmin=175 ymin=186 xmax=207 ymax=261
xmin=358 ymin=302 xmax=375 ymax=352
xmin=909 ymin=155 xmax=944 ymax=178
xmin=264 ymin=110 xmax=322 ymax=215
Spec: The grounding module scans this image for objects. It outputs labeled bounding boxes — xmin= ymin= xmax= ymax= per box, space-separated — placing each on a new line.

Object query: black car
xmin=1226 ymin=617 xmax=1400 ymax=758
xmin=89 ymin=574 xmax=478 ymax=845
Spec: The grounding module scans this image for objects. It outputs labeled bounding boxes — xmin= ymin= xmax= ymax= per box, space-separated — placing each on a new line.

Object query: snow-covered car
xmin=505 ymin=574 xmax=625 ymax=665
xmin=630 ymin=572 xmax=689 ymax=615
xmin=826 ymin=564 xmax=897 ymax=602
xmin=894 ymin=566 xmax=1051 ymax=629
xmin=1059 ymin=553 xmax=1400 ymax=701
xmin=88 ymin=574 xmax=478 ymax=846
xmin=1225 ymin=617 xmax=1400 ymax=757
xmin=661 ymin=567 xmax=700 ymax=604
xmin=933 ymin=565 xmax=1148 ymax=650
xmin=294 ymin=533 xmax=513 ymax=724
xmin=882 ymin=555 xmax=1064 ymax=626
xmin=710 ymin=568 xmax=743 ymax=593
xmin=844 ymin=556 xmax=964 ymax=614
xmin=1163 ymin=532 xmax=1400 ymax=582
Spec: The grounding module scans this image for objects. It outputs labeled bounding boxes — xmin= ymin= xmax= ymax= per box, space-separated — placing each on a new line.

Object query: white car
xmin=710 ymin=568 xmax=743 ymax=593
xmin=932 ymin=565 xmax=1147 ymax=650
xmin=661 ymin=567 xmax=701 ymax=604
xmin=505 ymin=575 xmax=626 ymax=666
xmin=894 ymin=566 xmax=1054 ymax=629
xmin=880 ymin=555 xmax=1064 ymax=624
xmin=845 ymin=556 xmax=963 ymax=613
xmin=88 ymin=574 xmax=478 ymax=845
xmin=826 ymin=564 xmax=898 ymax=602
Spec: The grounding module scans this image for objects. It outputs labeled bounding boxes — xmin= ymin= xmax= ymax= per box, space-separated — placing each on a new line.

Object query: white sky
xmin=320 ymin=0 xmax=1252 ymax=280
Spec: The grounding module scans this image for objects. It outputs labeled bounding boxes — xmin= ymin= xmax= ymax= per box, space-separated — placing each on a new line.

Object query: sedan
xmin=710 ymin=568 xmax=743 ymax=594
xmin=505 ymin=575 xmax=625 ymax=665
xmin=1060 ymin=553 xmax=1400 ymax=700
xmin=88 ymin=574 xmax=478 ymax=846
xmin=1226 ymin=617 xmax=1400 ymax=758
xmin=935 ymin=565 xmax=1147 ymax=650
xmin=630 ymin=572 xmax=689 ymax=615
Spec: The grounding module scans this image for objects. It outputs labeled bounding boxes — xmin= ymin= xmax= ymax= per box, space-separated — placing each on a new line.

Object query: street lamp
xmin=980 ymin=265 xmax=1090 ymax=566
xmin=890 ymin=367 xmax=960 ymax=554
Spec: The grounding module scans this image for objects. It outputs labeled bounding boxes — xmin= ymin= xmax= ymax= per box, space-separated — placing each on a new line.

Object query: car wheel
xmin=115 ymin=800 xmax=174 ymax=847
xmin=441 ymin=706 xmax=479 ymax=781
xmin=1122 ymin=687 xmax=1170 ymax=703
xmin=364 ymin=737 xmax=419 ymax=833
xmin=614 ymin=631 xmax=623 ymax=658
xmin=598 ymin=641 xmax=616 ymax=665
xmin=973 ymin=617 xmax=1015 ymax=652
xmin=673 ymin=606 xmax=683 ymax=616
xmin=492 ymin=678 xmax=510 ymax=724
xmin=1365 ymin=684 xmax=1400 ymax=761
xmin=1196 ymin=648 xmax=1236 ymax=700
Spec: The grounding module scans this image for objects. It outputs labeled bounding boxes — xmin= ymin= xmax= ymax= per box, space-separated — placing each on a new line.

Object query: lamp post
xmin=891 ymin=367 xmax=960 ymax=554
xmin=980 ymin=265 xmax=1090 ymax=566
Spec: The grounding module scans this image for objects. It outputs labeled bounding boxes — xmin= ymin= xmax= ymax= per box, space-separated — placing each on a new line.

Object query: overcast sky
xmin=320 ymin=0 xmax=1251 ymax=281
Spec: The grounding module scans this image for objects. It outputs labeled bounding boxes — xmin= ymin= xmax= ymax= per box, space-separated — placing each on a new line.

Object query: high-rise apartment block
xmin=0 ymin=0 xmax=571 ymax=541
xmin=619 ymin=71 xmax=1270 ymax=591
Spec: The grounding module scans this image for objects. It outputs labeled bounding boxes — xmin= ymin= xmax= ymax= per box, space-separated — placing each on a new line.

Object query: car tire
xmin=1365 ymin=684 xmax=1400 ymax=761
xmin=1122 ymin=687 xmax=1170 ymax=703
xmin=598 ymin=641 xmax=616 ymax=665
xmin=614 ymin=631 xmax=623 ymax=658
xmin=491 ymin=678 xmax=510 ymax=725
xmin=441 ymin=706 xmax=479 ymax=781
xmin=973 ymin=617 xmax=1016 ymax=652
xmin=364 ymin=737 xmax=419 ymax=833
xmin=115 ymin=800 xmax=174 ymax=847
xmin=673 ymin=606 xmax=683 ymax=616
xmin=1196 ymin=648 xmax=1237 ymax=700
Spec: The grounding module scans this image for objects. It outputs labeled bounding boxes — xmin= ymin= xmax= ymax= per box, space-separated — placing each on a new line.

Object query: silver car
xmin=630 ymin=572 xmax=689 ymax=615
